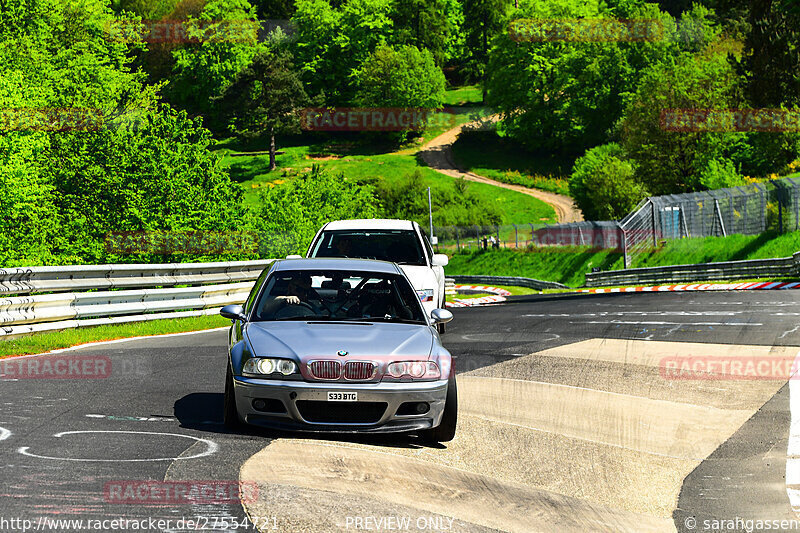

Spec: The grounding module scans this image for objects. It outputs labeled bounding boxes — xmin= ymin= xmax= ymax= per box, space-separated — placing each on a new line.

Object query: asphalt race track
xmin=2 ymin=290 xmax=800 ymax=532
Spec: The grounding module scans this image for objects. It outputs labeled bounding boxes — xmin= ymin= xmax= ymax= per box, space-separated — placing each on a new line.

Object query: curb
xmin=579 ymin=281 xmax=800 ymax=294
xmin=446 ymin=285 xmax=510 ymax=307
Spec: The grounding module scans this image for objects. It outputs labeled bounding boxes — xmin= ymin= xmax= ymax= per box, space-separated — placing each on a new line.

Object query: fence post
xmin=495 ymin=225 xmax=500 ymax=248
xmin=513 ymin=224 xmax=518 ymax=248
xmin=651 ymin=200 xmax=657 ymax=247
xmin=455 ymin=227 xmax=460 ymax=251
xmin=620 ymin=223 xmax=629 ymax=269
xmin=529 ymin=223 xmax=535 ymax=247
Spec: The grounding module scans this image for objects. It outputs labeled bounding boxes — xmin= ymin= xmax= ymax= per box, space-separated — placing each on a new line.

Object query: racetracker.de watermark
xmin=0 ymin=356 xmax=111 ymax=380
xmin=508 ymin=18 xmax=665 ymax=42
xmin=660 ymin=355 xmax=800 ymax=380
xmin=660 ymin=108 xmax=800 ymax=132
xmin=105 ymin=231 xmax=259 ymax=255
xmin=104 ymin=481 xmax=258 ymax=505
xmin=0 ymin=108 xmax=104 ymax=132
xmin=300 ymin=108 xmax=444 ymax=132
xmin=103 ymin=19 xmax=293 ymax=43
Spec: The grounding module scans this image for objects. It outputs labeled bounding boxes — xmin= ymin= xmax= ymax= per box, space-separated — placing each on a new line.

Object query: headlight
xmin=386 ymin=361 xmax=439 ymax=379
xmin=416 ymin=289 xmax=434 ymax=302
xmin=243 ymin=358 xmax=297 ymax=376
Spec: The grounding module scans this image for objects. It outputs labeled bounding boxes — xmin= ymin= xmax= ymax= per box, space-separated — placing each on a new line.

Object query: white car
xmin=305 ymin=219 xmax=450 ymax=332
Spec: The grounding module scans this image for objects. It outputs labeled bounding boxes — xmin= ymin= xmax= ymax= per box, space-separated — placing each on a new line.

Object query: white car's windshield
xmin=310 ymin=230 xmax=427 ymax=266
xmin=252 ymin=269 xmax=427 ymax=323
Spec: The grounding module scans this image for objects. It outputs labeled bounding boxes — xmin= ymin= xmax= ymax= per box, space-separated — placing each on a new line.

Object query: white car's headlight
xmin=416 ymin=289 xmax=435 ymax=302
xmin=243 ymin=358 xmax=297 ymax=376
xmin=386 ymin=361 xmax=440 ymax=379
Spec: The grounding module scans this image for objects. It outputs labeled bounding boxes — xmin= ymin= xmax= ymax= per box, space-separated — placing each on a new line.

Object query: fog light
xmin=415 ymin=402 xmax=429 ymax=414
xmin=252 ymin=399 xmax=266 ymax=410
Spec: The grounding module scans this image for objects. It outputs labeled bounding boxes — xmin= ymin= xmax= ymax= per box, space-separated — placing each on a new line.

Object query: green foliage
xmin=168 ymin=0 xmax=266 ymax=116
xmin=698 ymin=158 xmax=745 ymax=189
xmin=292 ymin=0 xmax=393 ymax=104
xmin=389 ymin=0 xmax=463 ymax=65
xmin=461 ymin=0 xmax=512 ymax=91
xmin=256 ymin=166 xmax=381 ymax=254
xmin=619 ymin=47 xmax=745 ymax=194
xmin=217 ymin=47 xmax=308 ymax=168
xmin=355 ymin=44 xmax=446 ymax=109
xmin=487 ymin=3 xmax=713 ymax=152
xmin=740 ymin=0 xmax=800 ymax=107
xmin=569 ymin=143 xmax=647 ymax=220
xmin=44 ymin=105 xmax=248 ymax=264
xmin=0 ymin=0 xmax=250 ymax=266
xmin=371 ymin=169 xmax=503 ymax=226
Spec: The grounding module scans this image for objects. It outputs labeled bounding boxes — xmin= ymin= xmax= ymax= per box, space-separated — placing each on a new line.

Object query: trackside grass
xmin=0 ymin=314 xmax=230 ymax=358
xmin=444 ymin=230 xmax=800 ymax=287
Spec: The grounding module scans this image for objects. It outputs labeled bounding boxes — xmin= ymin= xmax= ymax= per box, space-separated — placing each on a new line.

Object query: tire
xmin=421 ymin=376 xmax=457 ymax=443
xmin=224 ymin=364 xmax=242 ymax=429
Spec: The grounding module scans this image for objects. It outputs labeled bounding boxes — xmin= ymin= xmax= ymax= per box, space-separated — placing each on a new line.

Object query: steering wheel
xmin=274 ymin=301 xmax=317 ymax=319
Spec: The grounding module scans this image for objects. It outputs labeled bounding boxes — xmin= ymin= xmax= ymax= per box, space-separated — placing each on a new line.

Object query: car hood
xmin=399 ymin=264 xmax=436 ymax=291
xmin=244 ymin=321 xmax=434 ymax=361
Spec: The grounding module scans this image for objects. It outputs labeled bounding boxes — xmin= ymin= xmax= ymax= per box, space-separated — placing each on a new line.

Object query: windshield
xmin=309 ymin=230 xmax=427 ymax=266
xmin=251 ymin=269 xmax=427 ymax=323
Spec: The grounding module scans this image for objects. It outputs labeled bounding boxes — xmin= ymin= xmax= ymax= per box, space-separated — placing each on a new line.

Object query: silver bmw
xmin=220 ymin=258 xmax=457 ymax=442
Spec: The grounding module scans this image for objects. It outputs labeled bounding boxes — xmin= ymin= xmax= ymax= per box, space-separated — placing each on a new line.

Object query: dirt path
xmin=418 ymin=117 xmax=584 ymax=224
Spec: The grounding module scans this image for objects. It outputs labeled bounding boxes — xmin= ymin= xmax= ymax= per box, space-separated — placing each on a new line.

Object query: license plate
xmin=327 ymin=391 xmax=357 ymax=402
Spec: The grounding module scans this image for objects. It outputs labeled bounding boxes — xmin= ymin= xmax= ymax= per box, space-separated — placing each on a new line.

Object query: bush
xmin=698 ymin=159 xmax=745 ymax=190
xmin=569 ymin=143 xmax=647 ymax=220
xmin=356 ymin=44 xmax=446 ymax=109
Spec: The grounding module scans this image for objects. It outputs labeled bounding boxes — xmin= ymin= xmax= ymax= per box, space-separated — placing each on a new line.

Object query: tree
xmin=355 ymin=44 xmax=446 ymax=109
xmin=462 ymin=0 xmax=511 ymax=101
xmin=389 ymin=0 xmax=463 ymax=65
xmin=569 ymin=143 xmax=647 ymax=220
xmin=739 ymin=0 xmax=800 ymax=107
xmin=218 ymin=47 xmax=308 ymax=170
xmin=168 ymin=0 xmax=266 ymax=117
xmin=292 ymin=0 xmax=393 ymax=104
xmin=619 ymin=49 xmax=746 ymax=194
xmin=486 ymin=3 xmax=711 ymax=153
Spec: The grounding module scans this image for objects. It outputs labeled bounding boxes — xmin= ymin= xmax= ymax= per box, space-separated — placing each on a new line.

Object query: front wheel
xmin=421 ymin=376 xmax=457 ymax=443
xmin=224 ymin=364 xmax=242 ymax=429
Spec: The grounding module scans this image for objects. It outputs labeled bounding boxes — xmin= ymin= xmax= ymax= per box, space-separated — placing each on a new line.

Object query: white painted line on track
xmin=0 ymin=426 xmax=11 ymax=441
xmin=17 ymin=430 xmax=217 ymax=462
xmin=575 ymin=321 xmax=763 ymax=326
xmin=787 ymin=349 xmax=800 ymax=511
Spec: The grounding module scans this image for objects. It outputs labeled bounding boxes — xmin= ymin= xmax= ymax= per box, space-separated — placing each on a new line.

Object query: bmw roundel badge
xmin=337 ymin=350 xmax=348 ymax=357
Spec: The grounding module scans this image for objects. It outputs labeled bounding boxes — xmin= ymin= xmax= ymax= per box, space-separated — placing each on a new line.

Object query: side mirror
xmin=430 ymin=308 xmax=453 ymax=324
xmin=286 ymin=254 xmax=302 ymax=259
xmin=220 ymin=304 xmax=247 ymax=322
xmin=432 ymin=254 xmax=449 ymax=267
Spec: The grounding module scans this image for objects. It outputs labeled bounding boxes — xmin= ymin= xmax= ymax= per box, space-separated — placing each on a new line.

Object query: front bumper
xmin=233 ymin=376 xmax=449 ymax=433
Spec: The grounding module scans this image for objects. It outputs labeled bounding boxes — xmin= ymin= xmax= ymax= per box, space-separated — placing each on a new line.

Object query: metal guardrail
xmin=0 ymin=260 xmax=274 ymax=339
xmin=585 ymin=252 xmax=800 ymax=287
xmin=450 ymin=275 xmax=569 ymax=291
xmin=0 ymin=260 xmax=273 ymax=295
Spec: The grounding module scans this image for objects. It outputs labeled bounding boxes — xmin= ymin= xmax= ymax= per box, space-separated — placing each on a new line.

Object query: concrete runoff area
xmin=241 ymin=338 xmax=797 ymax=532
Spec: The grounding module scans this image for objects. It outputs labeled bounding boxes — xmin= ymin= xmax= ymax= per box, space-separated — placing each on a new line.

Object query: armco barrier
xmin=585 ymin=252 xmax=800 ymax=287
xmin=0 ymin=260 xmax=273 ymax=339
xmin=0 ymin=260 xmax=273 ymax=295
xmin=450 ymin=275 xmax=569 ymax=291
